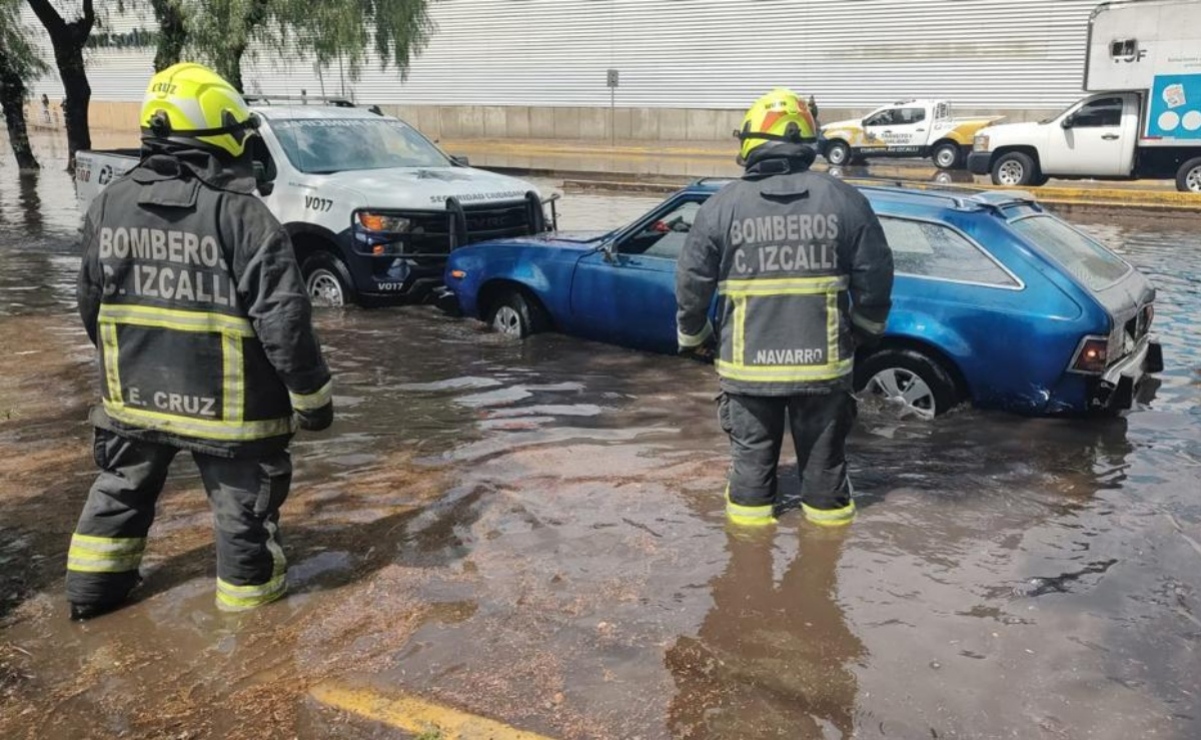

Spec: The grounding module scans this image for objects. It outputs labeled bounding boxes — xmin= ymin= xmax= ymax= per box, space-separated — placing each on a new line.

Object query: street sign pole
xmin=607 ymin=69 xmax=619 ymax=147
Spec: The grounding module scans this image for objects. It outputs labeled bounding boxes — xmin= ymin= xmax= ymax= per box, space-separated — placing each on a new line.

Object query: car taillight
xmin=1070 ymin=336 xmax=1109 ymax=374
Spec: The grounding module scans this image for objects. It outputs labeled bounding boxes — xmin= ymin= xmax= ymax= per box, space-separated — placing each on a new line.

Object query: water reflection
xmin=667 ymin=526 xmax=863 ymax=739
xmin=826 ymin=164 xmax=976 ymax=185
xmin=18 ymin=172 xmax=43 ymax=235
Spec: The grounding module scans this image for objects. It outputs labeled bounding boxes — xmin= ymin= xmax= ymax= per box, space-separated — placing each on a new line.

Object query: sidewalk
xmin=441 ymin=137 xmax=1199 ymax=212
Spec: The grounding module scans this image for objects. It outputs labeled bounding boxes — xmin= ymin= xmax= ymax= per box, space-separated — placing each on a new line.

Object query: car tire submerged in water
xmin=1177 ymin=157 xmax=1201 ymax=194
xmin=932 ymin=141 xmax=962 ymax=170
xmin=302 ymin=253 xmax=356 ymax=308
xmin=855 ymin=348 xmax=960 ymax=420
xmin=487 ymin=289 xmax=548 ymax=339
xmin=824 ymin=141 xmax=852 ymax=167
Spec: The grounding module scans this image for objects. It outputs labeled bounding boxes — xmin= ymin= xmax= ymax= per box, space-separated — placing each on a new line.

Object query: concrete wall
xmin=57 ymin=101 xmax=1047 ymax=141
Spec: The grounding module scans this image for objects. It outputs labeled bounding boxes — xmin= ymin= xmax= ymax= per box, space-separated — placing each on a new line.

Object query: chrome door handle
xmin=1102 ymin=134 xmax=1120 ymax=140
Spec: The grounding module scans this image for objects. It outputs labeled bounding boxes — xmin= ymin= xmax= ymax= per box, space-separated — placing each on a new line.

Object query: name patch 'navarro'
xmin=755 ymin=348 xmax=826 ymax=365
xmin=97 ymin=226 xmax=237 ymax=307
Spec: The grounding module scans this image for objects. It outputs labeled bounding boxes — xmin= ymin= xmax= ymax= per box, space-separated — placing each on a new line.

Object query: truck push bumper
xmin=433 ymin=286 xmax=462 ymax=316
xmin=967 ymin=152 xmax=992 ymax=176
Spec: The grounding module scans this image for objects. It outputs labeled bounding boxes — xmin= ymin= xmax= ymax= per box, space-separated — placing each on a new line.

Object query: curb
xmin=557 ymin=177 xmax=1201 ymax=214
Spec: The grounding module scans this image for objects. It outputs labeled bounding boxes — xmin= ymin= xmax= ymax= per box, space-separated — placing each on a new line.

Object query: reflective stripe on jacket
xmin=676 ymin=143 xmax=894 ymax=396
xmin=78 ymin=146 xmax=332 ymax=457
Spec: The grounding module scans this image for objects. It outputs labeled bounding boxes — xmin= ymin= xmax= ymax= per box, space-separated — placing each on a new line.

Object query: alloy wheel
xmin=1187 ymin=165 xmax=1201 ymax=193
xmin=864 ymin=367 xmax=937 ymax=420
xmin=492 ymin=305 xmax=523 ymax=336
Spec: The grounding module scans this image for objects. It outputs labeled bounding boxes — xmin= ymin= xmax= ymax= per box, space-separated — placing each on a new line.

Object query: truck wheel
xmin=1177 ymin=157 xmax=1201 ymax=193
xmin=302 ymin=253 xmax=356 ymax=308
xmin=991 ymin=152 xmax=1041 ymax=187
xmin=824 ymin=141 xmax=852 ymax=166
xmin=487 ymin=289 xmax=548 ymax=339
xmin=854 ymin=348 xmax=961 ymax=420
xmin=932 ymin=141 xmax=962 ymax=170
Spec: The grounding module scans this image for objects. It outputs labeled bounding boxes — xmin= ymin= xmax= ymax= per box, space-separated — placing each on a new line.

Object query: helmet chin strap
xmin=145 ymin=110 xmax=261 ymax=140
xmin=735 ymin=129 xmax=818 ymax=145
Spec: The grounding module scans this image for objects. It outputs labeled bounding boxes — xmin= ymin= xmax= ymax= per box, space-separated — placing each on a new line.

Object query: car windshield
xmin=270 ymin=118 xmax=450 ymax=174
xmin=1010 ymin=215 xmax=1131 ymax=291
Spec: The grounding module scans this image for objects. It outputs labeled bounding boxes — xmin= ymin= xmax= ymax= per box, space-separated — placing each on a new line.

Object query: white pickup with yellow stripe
xmin=820 ymin=99 xmax=1003 ymax=170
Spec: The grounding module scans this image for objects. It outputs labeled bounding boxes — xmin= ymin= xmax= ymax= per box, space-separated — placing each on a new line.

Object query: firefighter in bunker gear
xmin=68 ymin=62 xmax=333 ymax=620
xmin=676 ymin=88 xmax=893 ymax=528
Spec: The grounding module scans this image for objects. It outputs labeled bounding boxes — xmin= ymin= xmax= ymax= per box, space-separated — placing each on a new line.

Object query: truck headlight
xmin=973 ymin=134 xmax=990 ymax=153
xmin=357 ymin=212 xmax=412 ymax=233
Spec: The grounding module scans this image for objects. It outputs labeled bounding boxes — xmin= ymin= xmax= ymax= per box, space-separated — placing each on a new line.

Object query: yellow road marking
xmin=310 ymin=682 xmax=559 ymax=740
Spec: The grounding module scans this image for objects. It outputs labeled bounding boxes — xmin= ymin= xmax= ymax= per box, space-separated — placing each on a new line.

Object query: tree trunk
xmin=0 ymin=51 xmax=39 ymax=170
xmin=220 ymin=46 xmax=247 ymax=94
xmin=221 ymin=0 xmax=271 ymax=94
xmin=58 ymin=45 xmax=91 ymax=171
xmin=26 ymin=0 xmax=95 ymax=173
xmin=151 ymin=0 xmax=187 ymax=72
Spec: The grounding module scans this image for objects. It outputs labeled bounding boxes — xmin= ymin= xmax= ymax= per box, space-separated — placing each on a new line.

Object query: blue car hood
xmin=466 ymin=230 xmax=611 ymax=251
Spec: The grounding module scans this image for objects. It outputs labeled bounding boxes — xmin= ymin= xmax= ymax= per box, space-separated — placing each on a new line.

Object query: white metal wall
xmin=25 ymin=0 xmax=1105 ymax=110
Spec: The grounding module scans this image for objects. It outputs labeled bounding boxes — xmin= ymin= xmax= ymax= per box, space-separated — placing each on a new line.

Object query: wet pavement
xmin=1 ymin=135 xmax=1200 ymax=739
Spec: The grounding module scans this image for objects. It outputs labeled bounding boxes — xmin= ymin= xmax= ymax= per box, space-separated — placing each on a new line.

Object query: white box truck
xmin=968 ymin=0 xmax=1201 ymax=192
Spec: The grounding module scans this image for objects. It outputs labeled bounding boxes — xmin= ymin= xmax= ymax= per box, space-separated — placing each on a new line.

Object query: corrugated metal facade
xmin=26 ymin=0 xmax=1102 ymax=110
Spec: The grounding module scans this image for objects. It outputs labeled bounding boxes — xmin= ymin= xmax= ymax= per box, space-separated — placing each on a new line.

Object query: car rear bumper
xmin=967 ymin=152 xmax=992 ymax=176
xmin=1089 ymin=336 xmax=1164 ymax=411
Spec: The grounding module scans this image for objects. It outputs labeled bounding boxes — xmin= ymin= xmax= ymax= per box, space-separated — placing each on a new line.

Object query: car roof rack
xmin=244 ymin=94 xmax=357 ymax=108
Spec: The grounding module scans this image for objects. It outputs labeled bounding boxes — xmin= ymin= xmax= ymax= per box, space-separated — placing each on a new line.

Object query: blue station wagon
xmin=442 ymin=180 xmax=1163 ymax=418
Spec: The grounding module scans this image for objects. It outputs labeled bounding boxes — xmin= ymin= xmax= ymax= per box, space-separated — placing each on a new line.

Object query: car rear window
xmin=1009 ymin=215 xmax=1131 ymax=291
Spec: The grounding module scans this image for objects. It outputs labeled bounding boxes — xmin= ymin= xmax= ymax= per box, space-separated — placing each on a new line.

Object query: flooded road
xmin=1 ymin=140 xmax=1200 ymax=740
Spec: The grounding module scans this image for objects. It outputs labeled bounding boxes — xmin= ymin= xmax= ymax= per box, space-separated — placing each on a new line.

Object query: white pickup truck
xmin=820 ymin=99 xmax=1002 ymax=170
xmin=968 ymin=0 xmax=1201 ymax=192
xmin=75 ymin=99 xmax=552 ymax=306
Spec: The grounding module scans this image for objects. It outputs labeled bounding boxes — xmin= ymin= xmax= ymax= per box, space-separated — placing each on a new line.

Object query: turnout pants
xmin=718 ymin=391 xmax=857 ymax=527
xmin=66 ymin=428 xmax=292 ymax=611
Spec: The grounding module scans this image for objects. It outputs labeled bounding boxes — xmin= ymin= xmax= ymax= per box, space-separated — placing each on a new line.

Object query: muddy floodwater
xmin=1 ymin=138 xmax=1200 ymax=740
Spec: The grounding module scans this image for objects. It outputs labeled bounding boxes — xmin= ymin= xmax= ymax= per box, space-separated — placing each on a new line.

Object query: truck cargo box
xmin=1087 ymin=0 xmax=1201 ymax=143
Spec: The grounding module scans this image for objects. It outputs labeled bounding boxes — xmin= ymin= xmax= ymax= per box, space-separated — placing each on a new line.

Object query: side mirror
xmin=451 ymin=155 xmax=469 ymax=166
xmin=1061 ymin=115 xmax=1075 ymax=129
xmin=252 ymin=161 xmax=274 ymax=196
xmin=601 ymin=242 xmax=618 ymax=264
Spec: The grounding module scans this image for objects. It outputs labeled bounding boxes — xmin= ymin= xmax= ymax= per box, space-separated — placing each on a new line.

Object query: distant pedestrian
xmin=41 ymin=94 xmax=51 ymax=125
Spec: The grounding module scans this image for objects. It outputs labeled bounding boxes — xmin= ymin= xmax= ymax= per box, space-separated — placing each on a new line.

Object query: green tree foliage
xmin=0 ymin=0 xmax=50 ymax=169
xmin=149 ymin=0 xmax=187 ymax=72
xmin=152 ymin=0 xmax=434 ymax=93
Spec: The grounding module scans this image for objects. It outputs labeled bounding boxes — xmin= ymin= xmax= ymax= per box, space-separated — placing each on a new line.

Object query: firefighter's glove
xmin=678 ymin=321 xmax=717 ymax=362
xmin=852 ymin=326 xmax=883 ymax=350
xmin=678 ymin=335 xmax=717 ymax=363
xmin=296 ymin=402 xmax=334 ymax=432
